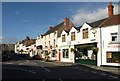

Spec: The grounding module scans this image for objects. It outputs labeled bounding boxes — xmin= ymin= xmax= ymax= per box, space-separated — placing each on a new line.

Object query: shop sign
xmin=107 ymin=44 xmax=120 ymax=48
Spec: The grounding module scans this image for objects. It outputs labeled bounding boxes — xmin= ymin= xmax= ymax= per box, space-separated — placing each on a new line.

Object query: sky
xmin=2 ymin=2 xmax=119 ymax=44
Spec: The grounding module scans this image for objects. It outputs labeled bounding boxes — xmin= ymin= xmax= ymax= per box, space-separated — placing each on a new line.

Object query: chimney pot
xmin=48 ymin=26 xmax=53 ymax=30
xmin=108 ymin=2 xmax=114 ymax=17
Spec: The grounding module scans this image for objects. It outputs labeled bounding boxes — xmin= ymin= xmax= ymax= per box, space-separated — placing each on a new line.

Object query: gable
xmin=80 ymin=23 xmax=92 ymax=30
xmin=69 ymin=27 xmax=77 ymax=33
xmin=61 ymin=30 xmax=67 ymax=35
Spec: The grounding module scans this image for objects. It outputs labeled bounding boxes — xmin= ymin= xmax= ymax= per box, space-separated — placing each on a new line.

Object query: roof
xmin=88 ymin=14 xmax=120 ymax=28
xmin=43 ymin=19 xmax=74 ymax=37
xmin=57 ymin=21 xmax=74 ymax=37
xmin=75 ymin=26 xmax=82 ymax=30
xmin=23 ymin=39 xmax=36 ymax=47
xmin=43 ymin=22 xmax=64 ymax=36
xmin=87 ymin=18 xmax=108 ymax=28
xmin=99 ymin=14 xmax=120 ymax=27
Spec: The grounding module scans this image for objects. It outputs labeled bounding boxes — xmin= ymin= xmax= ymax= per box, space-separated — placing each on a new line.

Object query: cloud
xmin=21 ymin=19 xmax=29 ymax=23
xmin=71 ymin=4 xmax=119 ymax=26
xmin=1 ymin=36 xmax=20 ymax=44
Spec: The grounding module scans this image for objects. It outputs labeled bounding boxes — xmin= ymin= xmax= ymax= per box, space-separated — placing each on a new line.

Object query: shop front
xmin=105 ymin=44 xmax=120 ymax=66
xmin=75 ymin=42 xmax=97 ymax=65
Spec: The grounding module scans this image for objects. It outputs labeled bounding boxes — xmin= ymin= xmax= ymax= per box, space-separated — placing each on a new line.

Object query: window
xmin=45 ymin=42 xmax=46 ymax=46
xmin=71 ymin=32 xmax=76 ymax=41
xmin=107 ymin=52 xmax=120 ymax=63
xmin=62 ymin=49 xmax=69 ymax=58
xmin=54 ymin=32 xmax=56 ymax=37
xmin=54 ymin=39 xmax=55 ymax=46
xmin=111 ymin=33 xmax=118 ymax=42
xmin=52 ymin=50 xmax=57 ymax=57
xmin=83 ymin=28 xmax=89 ymax=39
xmin=49 ymin=41 xmax=50 ymax=46
xmin=62 ymin=34 xmax=66 ymax=42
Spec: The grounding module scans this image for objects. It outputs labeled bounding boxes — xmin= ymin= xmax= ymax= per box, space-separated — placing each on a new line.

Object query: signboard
xmin=107 ymin=44 xmax=120 ymax=48
xmin=107 ymin=44 xmax=120 ymax=51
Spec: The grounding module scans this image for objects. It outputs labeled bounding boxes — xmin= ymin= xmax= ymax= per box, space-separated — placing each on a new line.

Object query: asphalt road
xmin=2 ymin=54 xmax=119 ymax=81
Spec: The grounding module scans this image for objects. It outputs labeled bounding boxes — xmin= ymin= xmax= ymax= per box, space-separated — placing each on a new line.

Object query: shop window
xmin=71 ymin=32 xmax=76 ymax=41
xmin=62 ymin=49 xmax=69 ymax=58
xmin=62 ymin=34 xmax=66 ymax=42
xmin=83 ymin=28 xmax=89 ymax=39
xmin=106 ymin=52 xmax=120 ymax=63
xmin=52 ymin=50 xmax=57 ymax=57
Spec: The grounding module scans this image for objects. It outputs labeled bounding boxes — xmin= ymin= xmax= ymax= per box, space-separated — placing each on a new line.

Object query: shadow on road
xmin=2 ymin=61 xmax=120 ymax=81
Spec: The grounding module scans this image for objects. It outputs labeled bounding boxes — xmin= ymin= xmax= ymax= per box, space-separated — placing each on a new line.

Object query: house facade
xmin=15 ymin=2 xmax=120 ymax=66
xmin=41 ymin=18 xmax=74 ymax=61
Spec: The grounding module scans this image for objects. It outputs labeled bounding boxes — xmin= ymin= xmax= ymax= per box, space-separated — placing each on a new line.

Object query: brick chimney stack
xmin=108 ymin=2 xmax=114 ymax=17
xmin=64 ymin=18 xmax=70 ymax=31
xmin=48 ymin=26 xmax=53 ymax=30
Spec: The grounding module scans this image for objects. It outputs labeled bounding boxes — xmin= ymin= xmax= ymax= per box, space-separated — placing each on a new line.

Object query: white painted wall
xmin=79 ymin=23 xmax=97 ymax=44
xmin=101 ymin=25 xmax=120 ymax=66
xmin=69 ymin=27 xmax=79 ymax=45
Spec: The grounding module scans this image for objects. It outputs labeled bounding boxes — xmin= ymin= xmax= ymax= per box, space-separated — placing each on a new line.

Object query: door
xmin=58 ymin=52 xmax=61 ymax=61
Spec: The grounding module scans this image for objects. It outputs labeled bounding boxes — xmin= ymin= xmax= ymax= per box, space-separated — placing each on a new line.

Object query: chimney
xmin=48 ymin=26 xmax=53 ymax=30
xmin=108 ymin=2 xmax=114 ymax=17
xmin=64 ymin=18 xmax=70 ymax=31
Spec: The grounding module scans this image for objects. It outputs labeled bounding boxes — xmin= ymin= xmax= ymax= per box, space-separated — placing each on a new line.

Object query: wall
xmin=101 ymin=25 xmax=120 ymax=66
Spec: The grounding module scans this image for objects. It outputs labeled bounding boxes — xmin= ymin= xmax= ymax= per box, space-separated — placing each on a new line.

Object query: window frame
xmin=83 ymin=28 xmax=89 ymax=39
xmin=71 ymin=32 xmax=76 ymax=41
xmin=62 ymin=34 xmax=66 ymax=42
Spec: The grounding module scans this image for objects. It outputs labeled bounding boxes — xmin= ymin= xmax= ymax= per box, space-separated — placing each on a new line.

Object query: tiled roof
xmin=99 ymin=14 xmax=120 ymax=27
xmin=88 ymin=14 xmax=120 ymax=28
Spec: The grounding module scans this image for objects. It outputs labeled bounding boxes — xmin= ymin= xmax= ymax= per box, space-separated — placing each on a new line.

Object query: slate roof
xmin=43 ymin=22 xmax=64 ymax=36
xmin=87 ymin=18 xmax=108 ymax=28
xmin=23 ymin=39 xmax=36 ymax=47
xmin=43 ymin=19 xmax=74 ymax=37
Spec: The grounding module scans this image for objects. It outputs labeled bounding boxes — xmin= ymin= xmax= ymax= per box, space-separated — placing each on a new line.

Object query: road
xmin=2 ymin=54 xmax=119 ymax=81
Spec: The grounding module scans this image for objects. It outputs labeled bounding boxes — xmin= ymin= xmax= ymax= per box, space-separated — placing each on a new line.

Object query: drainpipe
xmin=100 ymin=27 xmax=102 ymax=66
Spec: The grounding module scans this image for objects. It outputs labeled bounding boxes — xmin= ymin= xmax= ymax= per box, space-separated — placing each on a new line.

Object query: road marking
xmin=40 ymin=66 xmax=51 ymax=72
xmin=31 ymin=62 xmax=37 ymax=65
xmin=26 ymin=60 xmax=30 ymax=62
xmin=100 ymin=73 xmax=107 ymax=76
xmin=108 ymin=76 xmax=118 ymax=79
xmin=11 ymin=68 xmax=37 ymax=74
xmin=59 ymin=78 xmax=62 ymax=81
xmin=42 ymin=79 xmax=45 ymax=81
xmin=27 ymin=70 xmax=36 ymax=74
xmin=18 ymin=63 xmax=24 ymax=65
xmin=74 ymin=67 xmax=83 ymax=70
xmin=91 ymin=71 xmax=97 ymax=74
xmin=5 ymin=62 xmax=13 ymax=64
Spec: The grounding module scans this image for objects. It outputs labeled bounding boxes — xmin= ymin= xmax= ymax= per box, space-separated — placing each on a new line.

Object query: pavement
xmin=46 ymin=61 xmax=120 ymax=75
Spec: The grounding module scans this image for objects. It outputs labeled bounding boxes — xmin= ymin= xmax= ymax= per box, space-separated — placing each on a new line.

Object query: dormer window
xmin=62 ymin=34 xmax=66 ymax=42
